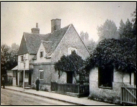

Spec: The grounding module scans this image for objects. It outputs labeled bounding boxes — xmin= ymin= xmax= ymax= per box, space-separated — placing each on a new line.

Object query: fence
xmin=51 ymin=82 xmax=89 ymax=97
xmin=121 ymin=86 xmax=137 ymax=105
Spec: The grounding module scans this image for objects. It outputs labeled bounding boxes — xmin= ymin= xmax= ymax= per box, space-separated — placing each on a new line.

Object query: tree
xmin=97 ymin=19 xmax=119 ymax=41
xmin=54 ymin=51 xmax=86 ymax=83
xmin=1 ymin=44 xmax=10 ymax=76
xmin=85 ymin=10 xmax=136 ymax=79
xmin=80 ymin=31 xmax=89 ymax=42
xmin=80 ymin=31 xmax=89 ymax=47
xmin=132 ymin=9 xmax=136 ymax=36
xmin=1 ymin=43 xmax=19 ymax=76
xmin=122 ymin=19 xmax=133 ymax=39
xmin=86 ymin=39 xmax=97 ymax=54
xmin=86 ymin=38 xmax=136 ymax=73
xmin=80 ymin=31 xmax=97 ymax=54
xmin=118 ymin=19 xmax=125 ymax=38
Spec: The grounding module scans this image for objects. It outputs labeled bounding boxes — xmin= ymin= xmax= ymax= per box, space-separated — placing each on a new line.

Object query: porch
xmin=12 ymin=66 xmax=33 ymax=88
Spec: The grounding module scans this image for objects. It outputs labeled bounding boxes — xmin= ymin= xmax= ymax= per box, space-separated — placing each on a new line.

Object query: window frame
xmin=21 ymin=56 xmax=24 ymax=62
xmin=40 ymin=51 xmax=43 ymax=58
xmin=68 ymin=47 xmax=77 ymax=55
xmin=39 ymin=70 xmax=44 ymax=80
xmin=98 ymin=66 xmax=113 ymax=89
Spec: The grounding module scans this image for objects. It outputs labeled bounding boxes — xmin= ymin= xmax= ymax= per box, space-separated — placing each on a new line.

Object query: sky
xmin=1 ymin=2 xmax=136 ymax=46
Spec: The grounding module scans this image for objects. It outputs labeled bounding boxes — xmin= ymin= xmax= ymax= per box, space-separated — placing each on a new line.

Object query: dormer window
xmin=40 ymin=51 xmax=43 ymax=58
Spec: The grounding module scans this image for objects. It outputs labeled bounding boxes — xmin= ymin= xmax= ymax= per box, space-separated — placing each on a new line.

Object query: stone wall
xmin=51 ymin=24 xmax=90 ymax=84
xmin=32 ymin=64 xmax=52 ymax=85
xmin=51 ymin=24 xmax=90 ymax=62
xmin=89 ymin=67 xmax=132 ymax=104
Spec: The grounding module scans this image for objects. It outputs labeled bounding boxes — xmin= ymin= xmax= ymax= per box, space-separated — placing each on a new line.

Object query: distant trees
xmin=80 ymin=31 xmax=89 ymax=43
xmin=86 ymin=39 xmax=97 ymax=54
xmin=132 ymin=9 xmax=136 ymax=36
xmin=86 ymin=10 xmax=136 ymax=73
xmin=119 ymin=9 xmax=136 ymax=39
xmin=1 ymin=43 xmax=19 ymax=76
xmin=97 ymin=19 xmax=119 ymax=40
xmin=119 ymin=19 xmax=134 ymax=39
xmin=80 ymin=31 xmax=97 ymax=54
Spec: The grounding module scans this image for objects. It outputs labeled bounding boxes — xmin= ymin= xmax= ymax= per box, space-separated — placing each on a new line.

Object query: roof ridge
xmin=23 ymin=24 xmax=71 ymax=36
xmin=50 ymin=24 xmax=71 ymax=34
xmin=23 ymin=32 xmax=46 ymax=36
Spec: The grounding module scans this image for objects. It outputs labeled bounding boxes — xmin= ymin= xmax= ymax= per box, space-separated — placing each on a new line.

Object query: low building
xmin=89 ymin=67 xmax=136 ymax=104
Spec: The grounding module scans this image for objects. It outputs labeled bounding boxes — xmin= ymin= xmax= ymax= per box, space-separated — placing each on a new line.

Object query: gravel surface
xmin=1 ymin=88 xmax=74 ymax=105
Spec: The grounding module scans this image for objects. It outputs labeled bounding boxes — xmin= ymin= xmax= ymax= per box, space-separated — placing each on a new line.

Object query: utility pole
xmin=23 ymin=56 xmax=26 ymax=91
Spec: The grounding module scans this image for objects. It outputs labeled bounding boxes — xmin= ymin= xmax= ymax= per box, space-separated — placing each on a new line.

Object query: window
xmin=21 ymin=56 xmax=24 ymax=61
xmin=40 ymin=51 xmax=43 ymax=58
xmin=39 ymin=70 xmax=44 ymax=79
xmin=67 ymin=72 xmax=73 ymax=83
xmin=68 ymin=47 xmax=77 ymax=55
xmin=98 ymin=65 xmax=113 ymax=88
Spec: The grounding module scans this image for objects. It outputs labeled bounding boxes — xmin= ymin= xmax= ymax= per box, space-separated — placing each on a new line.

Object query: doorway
xmin=29 ymin=71 xmax=31 ymax=85
xmin=67 ymin=72 xmax=73 ymax=83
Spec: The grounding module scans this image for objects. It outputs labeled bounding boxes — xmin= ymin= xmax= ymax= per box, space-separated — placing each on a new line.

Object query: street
xmin=1 ymin=88 xmax=74 ymax=105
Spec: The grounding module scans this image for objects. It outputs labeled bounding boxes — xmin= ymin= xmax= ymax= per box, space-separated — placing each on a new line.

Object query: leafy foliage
xmin=86 ymin=37 xmax=136 ymax=73
xmin=55 ymin=51 xmax=85 ymax=73
xmin=1 ymin=43 xmax=19 ymax=76
xmin=54 ymin=51 xmax=86 ymax=82
xmin=119 ymin=19 xmax=134 ymax=39
xmin=97 ymin=19 xmax=119 ymax=40
xmin=86 ymin=10 xmax=136 ymax=73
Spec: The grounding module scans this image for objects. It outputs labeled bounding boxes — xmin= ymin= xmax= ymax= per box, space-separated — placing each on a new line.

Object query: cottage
xmin=12 ymin=19 xmax=90 ymax=91
xmin=87 ymin=38 xmax=136 ymax=104
xmin=89 ymin=67 xmax=136 ymax=104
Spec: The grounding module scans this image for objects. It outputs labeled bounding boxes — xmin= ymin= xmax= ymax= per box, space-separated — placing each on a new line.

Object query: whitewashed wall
xmin=18 ymin=53 xmax=29 ymax=70
xmin=34 ymin=43 xmax=51 ymax=63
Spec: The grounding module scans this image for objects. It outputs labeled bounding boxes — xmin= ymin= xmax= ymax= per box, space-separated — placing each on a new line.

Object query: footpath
xmin=4 ymin=86 xmax=115 ymax=105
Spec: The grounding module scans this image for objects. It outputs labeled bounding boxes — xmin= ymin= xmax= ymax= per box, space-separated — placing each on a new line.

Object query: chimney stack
xmin=31 ymin=23 xmax=40 ymax=34
xmin=51 ymin=19 xmax=61 ymax=33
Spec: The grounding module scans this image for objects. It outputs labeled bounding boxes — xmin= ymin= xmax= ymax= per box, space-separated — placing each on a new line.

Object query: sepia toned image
xmin=1 ymin=1 xmax=136 ymax=106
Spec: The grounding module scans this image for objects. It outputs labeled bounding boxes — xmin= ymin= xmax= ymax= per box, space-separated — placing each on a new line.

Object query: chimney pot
xmin=36 ymin=23 xmax=38 ymax=28
xmin=31 ymin=23 xmax=40 ymax=34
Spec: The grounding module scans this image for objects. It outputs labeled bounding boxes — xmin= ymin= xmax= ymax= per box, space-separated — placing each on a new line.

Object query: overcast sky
xmin=1 ymin=2 xmax=136 ymax=46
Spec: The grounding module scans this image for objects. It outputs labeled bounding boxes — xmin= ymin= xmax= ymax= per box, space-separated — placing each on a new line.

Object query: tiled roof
xmin=18 ymin=24 xmax=70 ymax=55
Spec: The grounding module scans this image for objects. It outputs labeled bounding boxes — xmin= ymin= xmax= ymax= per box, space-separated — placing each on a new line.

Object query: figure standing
xmin=35 ymin=77 xmax=40 ymax=91
xmin=2 ymin=76 xmax=5 ymax=89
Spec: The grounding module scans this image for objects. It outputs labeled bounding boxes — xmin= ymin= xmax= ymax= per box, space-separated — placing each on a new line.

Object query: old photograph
xmin=1 ymin=1 xmax=136 ymax=105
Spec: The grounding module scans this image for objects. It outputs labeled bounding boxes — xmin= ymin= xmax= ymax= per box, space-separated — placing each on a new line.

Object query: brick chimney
xmin=51 ymin=19 xmax=61 ymax=33
xmin=31 ymin=23 xmax=40 ymax=34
